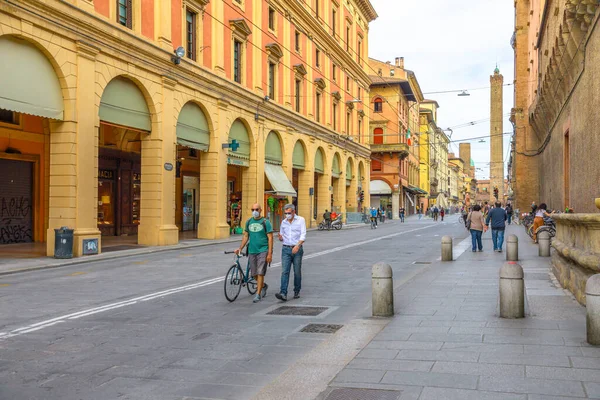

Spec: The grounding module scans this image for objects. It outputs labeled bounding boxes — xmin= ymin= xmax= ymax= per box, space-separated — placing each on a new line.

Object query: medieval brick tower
xmin=490 ymin=66 xmax=504 ymax=202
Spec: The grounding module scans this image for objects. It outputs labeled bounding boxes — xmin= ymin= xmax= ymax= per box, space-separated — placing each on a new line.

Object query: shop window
xmin=372 ymin=160 xmax=382 ymax=171
xmin=117 ymin=0 xmax=132 ymax=29
xmin=98 ymin=171 xmax=116 ymax=228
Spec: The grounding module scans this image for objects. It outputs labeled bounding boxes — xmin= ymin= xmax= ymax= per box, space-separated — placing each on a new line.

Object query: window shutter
xmin=192 ymin=13 xmax=197 ymax=61
xmin=127 ymin=0 xmax=133 ymax=29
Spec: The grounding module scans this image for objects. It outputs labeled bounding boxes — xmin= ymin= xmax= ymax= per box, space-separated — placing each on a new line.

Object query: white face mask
xmin=252 ymin=211 xmax=260 ymax=218
xmin=286 ymin=213 xmax=294 ymax=220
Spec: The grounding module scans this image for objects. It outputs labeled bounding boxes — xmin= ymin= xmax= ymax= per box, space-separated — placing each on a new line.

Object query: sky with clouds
xmin=368 ymin=0 xmax=515 ymax=180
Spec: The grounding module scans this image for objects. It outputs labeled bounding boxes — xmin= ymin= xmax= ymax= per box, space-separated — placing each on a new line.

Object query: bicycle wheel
xmin=247 ymin=276 xmax=257 ymax=295
xmin=527 ymin=225 xmax=534 ymax=239
xmin=224 ymin=265 xmax=243 ymax=302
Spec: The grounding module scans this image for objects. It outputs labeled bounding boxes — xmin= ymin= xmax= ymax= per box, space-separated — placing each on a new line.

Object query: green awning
xmin=0 ymin=36 xmax=63 ymax=120
xmin=332 ymin=156 xmax=341 ymax=178
xmin=265 ymin=131 xmax=282 ymax=164
xmin=346 ymin=160 xmax=353 ymax=184
xmin=314 ymin=149 xmax=324 ymax=174
xmin=228 ymin=120 xmax=251 ymax=159
xmin=100 ymin=77 xmax=151 ymax=131
xmin=264 ymin=163 xmax=297 ymax=196
xmin=292 ymin=141 xmax=305 ymax=170
xmin=176 ymin=102 xmax=210 ymax=151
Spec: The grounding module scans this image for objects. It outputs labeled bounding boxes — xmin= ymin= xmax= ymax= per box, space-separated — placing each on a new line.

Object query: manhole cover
xmin=325 ymin=388 xmax=401 ymax=400
xmin=300 ymin=324 xmax=343 ymax=334
xmin=267 ymin=306 xmax=328 ymax=316
xmin=413 ymin=261 xmax=432 ymax=265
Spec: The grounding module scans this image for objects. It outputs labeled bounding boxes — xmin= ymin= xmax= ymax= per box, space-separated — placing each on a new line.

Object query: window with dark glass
xmin=295 ymin=31 xmax=301 ymax=52
xmin=295 ymin=79 xmax=301 ymax=112
xmin=268 ymin=7 xmax=275 ymax=30
xmin=117 ymin=0 xmax=132 ymax=28
xmin=346 ymin=26 xmax=350 ymax=51
xmin=346 ymin=112 xmax=350 ymax=134
xmin=358 ymin=40 xmax=362 ymax=64
xmin=332 ymin=9 xmax=337 ymax=36
xmin=358 ymin=119 xmax=362 ymax=142
xmin=0 ymin=109 xmax=18 ymax=125
xmin=268 ymin=62 xmax=276 ymax=99
xmin=333 ymin=103 xmax=337 ymax=130
xmin=186 ymin=10 xmax=197 ymax=61
xmin=374 ymin=98 xmax=383 ymax=113
xmin=332 ymin=65 xmax=337 ymax=81
xmin=315 ymin=48 xmax=320 ymax=67
xmin=358 ymin=87 xmax=362 ymax=100
xmin=346 ymin=76 xmax=350 ymax=91
xmin=233 ymin=40 xmax=242 ymax=83
xmin=316 ymin=92 xmax=321 ymax=122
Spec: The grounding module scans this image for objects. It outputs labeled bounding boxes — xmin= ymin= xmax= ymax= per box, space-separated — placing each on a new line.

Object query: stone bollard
xmin=538 ymin=230 xmax=551 ymax=257
xmin=506 ymin=234 xmax=519 ymax=261
xmin=372 ymin=262 xmax=394 ymax=317
xmin=441 ymin=236 xmax=453 ymax=261
xmin=499 ymin=262 xmax=525 ymax=318
xmin=586 ymin=275 xmax=600 ymax=345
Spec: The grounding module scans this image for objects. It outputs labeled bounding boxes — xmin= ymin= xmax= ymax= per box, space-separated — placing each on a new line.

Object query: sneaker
xmin=478 ymin=249 xmax=483 ymax=252
xmin=275 ymin=293 xmax=287 ymax=302
xmin=261 ymin=283 xmax=268 ymax=298
xmin=294 ymin=292 xmax=300 ymax=299
xmin=472 ymin=250 xmax=476 ymax=252
xmin=498 ymin=249 xmax=503 ymax=252
xmin=253 ymin=294 xmax=261 ymax=303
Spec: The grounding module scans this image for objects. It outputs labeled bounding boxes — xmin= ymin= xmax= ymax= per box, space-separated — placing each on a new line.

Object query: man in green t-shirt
xmin=235 ymin=203 xmax=273 ymax=303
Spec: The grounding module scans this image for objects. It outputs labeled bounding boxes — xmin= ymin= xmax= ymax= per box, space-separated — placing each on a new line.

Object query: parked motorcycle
xmin=318 ymin=215 xmax=343 ymax=231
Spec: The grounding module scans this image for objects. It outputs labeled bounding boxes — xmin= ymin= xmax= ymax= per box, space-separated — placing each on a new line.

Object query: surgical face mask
xmin=285 ymin=213 xmax=293 ymax=220
xmin=252 ymin=211 xmax=260 ymax=218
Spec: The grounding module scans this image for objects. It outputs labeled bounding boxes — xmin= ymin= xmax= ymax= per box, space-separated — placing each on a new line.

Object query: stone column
xmin=298 ymin=168 xmax=313 ymax=228
xmin=72 ymin=42 xmax=101 ymax=256
xmin=392 ymin=191 xmax=400 ymax=220
xmin=317 ymin=171 xmax=332 ymax=223
xmin=137 ymin=76 xmax=179 ymax=246
xmin=198 ymin=100 xmax=230 ymax=239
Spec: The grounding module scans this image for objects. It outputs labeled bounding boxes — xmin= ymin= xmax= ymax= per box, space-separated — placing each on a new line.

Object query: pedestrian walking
xmin=275 ymin=204 xmax=306 ymax=302
xmin=506 ymin=203 xmax=514 ymax=225
xmin=234 ymin=203 xmax=273 ymax=303
xmin=399 ymin=207 xmax=405 ymax=223
xmin=370 ymin=207 xmax=378 ymax=227
xmin=433 ymin=206 xmax=439 ymax=221
xmin=440 ymin=208 xmax=445 ymax=222
xmin=486 ymin=202 xmax=507 ymax=252
xmin=467 ymin=204 xmax=486 ymax=252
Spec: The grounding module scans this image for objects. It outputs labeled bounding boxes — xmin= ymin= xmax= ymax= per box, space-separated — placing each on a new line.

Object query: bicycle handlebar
xmin=224 ymin=250 xmax=247 ymax=256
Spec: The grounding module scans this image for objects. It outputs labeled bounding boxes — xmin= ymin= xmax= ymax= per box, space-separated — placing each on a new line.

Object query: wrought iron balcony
xmin=369 ymin=142 xmax=410 ymax=154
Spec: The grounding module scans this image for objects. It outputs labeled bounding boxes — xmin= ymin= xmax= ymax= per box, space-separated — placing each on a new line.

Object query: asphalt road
xmin=0 ymin=216 xmax=468 ymax=400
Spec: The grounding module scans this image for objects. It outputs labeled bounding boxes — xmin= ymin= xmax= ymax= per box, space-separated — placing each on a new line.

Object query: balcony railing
xmin=369 ymin=142 xmax=409 ymax=154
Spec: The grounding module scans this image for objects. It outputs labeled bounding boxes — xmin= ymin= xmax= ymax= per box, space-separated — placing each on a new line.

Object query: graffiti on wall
xmin=0 ymin=196 xmax=33 ymax=244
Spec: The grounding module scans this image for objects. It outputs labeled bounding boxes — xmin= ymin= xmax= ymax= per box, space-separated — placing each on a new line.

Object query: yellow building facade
xmin=0 ymin=0 xmax=376 ymax=255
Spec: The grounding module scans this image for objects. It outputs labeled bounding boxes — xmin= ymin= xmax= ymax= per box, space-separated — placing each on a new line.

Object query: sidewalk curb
xmin=0 ymin=222 xmax=372 ymax=277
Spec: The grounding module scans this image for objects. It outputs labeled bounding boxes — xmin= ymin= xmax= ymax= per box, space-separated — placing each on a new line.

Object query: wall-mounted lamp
xmin=255 ymin=96 xmax=270 ymax=121
xmin=172 ymin=46 xmax=185 ymax=65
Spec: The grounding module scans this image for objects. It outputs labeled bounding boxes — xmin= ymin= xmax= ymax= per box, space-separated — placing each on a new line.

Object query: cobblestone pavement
xmin=317 ymin=224 xmax=592 ymax=400
xmin=0 ymin=216 xmax=468 ymax=400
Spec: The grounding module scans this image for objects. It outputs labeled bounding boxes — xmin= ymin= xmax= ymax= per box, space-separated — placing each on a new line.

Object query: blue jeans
xmin=492 ymin=229 xmax=505 ymax=251
xmin=507 ymin=214 xmax=513 ymax=225
xmin=280 ymin=246 xmax=303 ymax=296
xmin=400 ymin=213 xmax=405 ymax=222
xmin=470 ymin=229 xmax=483 ymax=251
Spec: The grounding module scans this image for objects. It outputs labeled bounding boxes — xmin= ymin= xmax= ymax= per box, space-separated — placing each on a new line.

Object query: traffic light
xmin=359 ymin=190 xmax=365 ymax=203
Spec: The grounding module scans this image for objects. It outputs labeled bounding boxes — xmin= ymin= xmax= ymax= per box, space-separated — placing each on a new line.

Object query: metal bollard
xmin=538 ymin=230 xmax=551 ymax=257
xmin=506 ymin=234 xmax=519 ymax=261
xmin=499 ymin=262 xmax=525 ymax=318
xmin=586 ymin=274 xmax=600 ymax=345
xmin=372 ymin=262 xmax=394 ymax=317
xmin=441 ymin=236 xmax=453 ymax=261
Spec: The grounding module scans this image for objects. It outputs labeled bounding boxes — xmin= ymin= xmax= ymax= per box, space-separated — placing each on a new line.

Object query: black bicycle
xmin=223 ymin=251 xmax=257 ymax=302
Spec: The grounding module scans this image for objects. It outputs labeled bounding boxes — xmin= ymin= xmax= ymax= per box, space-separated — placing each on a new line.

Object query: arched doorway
xmin=313 ymin=147 xmax=326 ymax=222
xmin=0 ymin=36 xmax=64 ymax=249
xmin=331 ymin=153 xmax=343 ymax=215
xmin=227 ymin=119 xmax=251 ymax=235
xmin=175 ymin=102 xmax=210 ymax=237
xmin=97 ymin=77 xmax=151 ymax=241
xmin=264 ymin=131 xmax=296 ymax=231
xmin=370 ymin=179 xmax=393 ymax=210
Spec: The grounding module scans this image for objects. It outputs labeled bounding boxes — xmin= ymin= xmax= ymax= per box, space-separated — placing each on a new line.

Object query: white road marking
xmin=0 ymin=225 xmax=440 ymax=340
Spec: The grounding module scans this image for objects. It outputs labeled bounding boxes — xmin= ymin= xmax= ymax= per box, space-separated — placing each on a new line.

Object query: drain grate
xmin=300 ymin=323 xmax=343 ymax=334
xmin=267 ymin=306 xmax=328 ymax=316
xmin=413 ymin=261 xmax=432 ymax=265
xmin=325 ymin=388 xmax=401 ymax=400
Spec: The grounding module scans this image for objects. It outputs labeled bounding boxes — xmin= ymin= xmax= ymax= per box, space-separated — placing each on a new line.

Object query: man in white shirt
xmin=275 ymin=204 xmax=306 ymax=302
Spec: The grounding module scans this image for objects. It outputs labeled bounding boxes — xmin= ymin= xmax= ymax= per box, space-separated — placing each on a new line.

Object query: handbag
xmin=466 ymin=212 xmax=472 ymax=230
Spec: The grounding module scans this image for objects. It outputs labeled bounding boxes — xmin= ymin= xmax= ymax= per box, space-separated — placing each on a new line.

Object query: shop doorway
xmin=98 ymin=77 xmax=151 ymax=239
xmin=182 ymin=176 xmax=199 ymax=232
xmin=0 ymin=158 xmax=34 ymax=244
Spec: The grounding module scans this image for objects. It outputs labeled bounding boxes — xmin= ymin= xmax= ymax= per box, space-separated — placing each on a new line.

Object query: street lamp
xmin=457 ymin=90 xmax=470 ymax=97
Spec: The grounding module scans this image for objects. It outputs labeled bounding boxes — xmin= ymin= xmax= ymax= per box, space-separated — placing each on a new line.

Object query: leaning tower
xmin=490 ymin=66 xmax=504 ymax=202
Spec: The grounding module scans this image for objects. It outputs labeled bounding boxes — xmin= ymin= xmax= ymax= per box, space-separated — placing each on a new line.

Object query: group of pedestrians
xmin=234 ymin=202 xmax=306 ymax=303
xmin=465 ymin=202 xmax=510 ymax=253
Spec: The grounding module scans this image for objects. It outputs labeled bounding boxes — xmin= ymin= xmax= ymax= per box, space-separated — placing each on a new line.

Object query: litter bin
xmin=54 ymin=227 xmax=74 ymax=259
